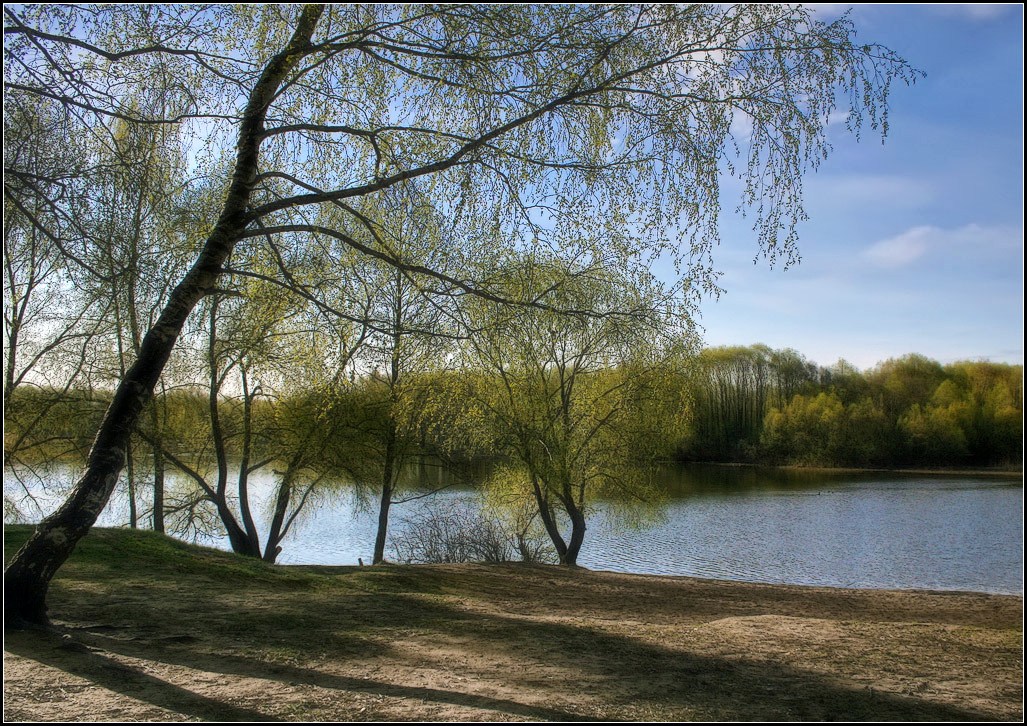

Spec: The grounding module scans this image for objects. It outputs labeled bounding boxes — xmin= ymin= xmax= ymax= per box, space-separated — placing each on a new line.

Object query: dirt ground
xmin=3 ymin=528 xmax=1023 ymax=721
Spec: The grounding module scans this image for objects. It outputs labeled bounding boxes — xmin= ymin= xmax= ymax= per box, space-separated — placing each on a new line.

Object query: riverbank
xmin=4 ymin=526 xmax=1022 ymax=721
xmin=675 ymin=460 xmax=1023 ymax=478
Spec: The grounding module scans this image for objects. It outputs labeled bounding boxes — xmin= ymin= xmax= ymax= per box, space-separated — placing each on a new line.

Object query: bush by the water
xmin=390 ymin=500 xmax=554 ymax=564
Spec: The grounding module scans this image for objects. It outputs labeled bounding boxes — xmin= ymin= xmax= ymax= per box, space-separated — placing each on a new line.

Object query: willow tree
xmin=457 ymin=261 xmax=692 ymax=565
xmin=151 ymin=275 xmax=368 ymax=563
xmin=3 ymin=4 xmax=918 ymax=624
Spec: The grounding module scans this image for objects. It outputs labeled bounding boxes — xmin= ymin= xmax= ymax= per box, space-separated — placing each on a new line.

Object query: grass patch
xmin=5 ymin=525 xmax=328 ymax=587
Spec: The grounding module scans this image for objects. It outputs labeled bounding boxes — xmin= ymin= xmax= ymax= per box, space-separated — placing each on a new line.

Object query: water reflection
xmin=4 ymin=462 xmax=1022 ymax=594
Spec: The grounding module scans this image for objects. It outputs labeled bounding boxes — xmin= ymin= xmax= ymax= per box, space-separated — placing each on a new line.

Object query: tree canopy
xmin=5 ymin=4 xmax=919 ymax=304
xmin=3 ymin=3 xmax=919 ymax=624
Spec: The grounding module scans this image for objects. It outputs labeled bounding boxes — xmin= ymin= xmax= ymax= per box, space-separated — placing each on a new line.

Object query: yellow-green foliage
xmin=759 ymin=355 xmax=1022 ymax=467
xmin=439 ymin=257 xmax=694 ymax=554
xmin=4 ymin=388 xmax=110 ymax=466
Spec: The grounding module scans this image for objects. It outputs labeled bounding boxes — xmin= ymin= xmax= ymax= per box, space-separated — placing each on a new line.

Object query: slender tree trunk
xmin=125 ymin=443 xmax=137 ymax=529
xmin=373 ymin=414 xmax=398 ymax=564
xmin=263 ymin=480 xmax=291 ymax=564
xmin=373 ymin=279 xmax=404 ymax=565
xmin=4 ymin=300 xmax=20 ymax=421
xmin=206 ymin=304 xmax=255 ymax=557
xmin=236 ymin=366 xmax=262 ymax=555
xmin=3 ymin=5 xmax=324 ymax=626
xmin=125 ymin=148 xmax=167 ymax=534
xmin=373 ymin=457 xmax=394 ymax=565
xmin=263 ymin=450 xmax=306 ymax=564
xmin=112 ymin=268 xmax=138 ymax=529
xmin=372 ymin=482 xmax=393 ymax=565
xmin=149 ymin=401 xmax=165 ymax=533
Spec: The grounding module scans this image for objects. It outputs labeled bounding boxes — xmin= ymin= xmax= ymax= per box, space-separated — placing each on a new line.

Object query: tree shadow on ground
xmin=417 ymin=563 xmax=1023 ymax=628
xmin=10 ymin=589 xmax=1007 ymax=722
xmin=4 ymin=626 xmax=595 ymax=722
xmin=4 ymin=629 xmax=279 ymax=722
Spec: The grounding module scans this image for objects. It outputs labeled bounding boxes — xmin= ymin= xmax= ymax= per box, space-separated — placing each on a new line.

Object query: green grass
xmin=4 ymin=524 xmax=491 ymax=651
xmin=6 ymin=525 xmax=323 ymax=584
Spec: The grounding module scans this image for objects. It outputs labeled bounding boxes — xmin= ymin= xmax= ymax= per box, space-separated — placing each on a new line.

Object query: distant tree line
xmin=678 ymin=346 xmax=1022 ymax=468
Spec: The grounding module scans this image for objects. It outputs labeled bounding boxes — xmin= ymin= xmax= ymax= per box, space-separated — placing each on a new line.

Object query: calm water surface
xmin=5 ymin=463 xmax=1022 ymax=594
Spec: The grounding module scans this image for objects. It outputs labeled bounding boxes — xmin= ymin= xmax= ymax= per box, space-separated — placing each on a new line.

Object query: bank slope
xmin=3 ymin=525 xmax=1022 ymax=721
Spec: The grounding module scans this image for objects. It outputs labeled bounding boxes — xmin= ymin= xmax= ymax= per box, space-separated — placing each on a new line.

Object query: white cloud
xmin=826 ymin=109 xmax=850 ymax=127
xmin=863 ymin=223 xmax=1021 ymax=268
xmin=863 ymin=226 xmax=933 ymax=268
xmin=729 ymin=107 xmax=754 ymax=140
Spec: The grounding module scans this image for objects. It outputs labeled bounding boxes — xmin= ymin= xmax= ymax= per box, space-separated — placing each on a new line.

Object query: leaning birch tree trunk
xmin=3 ymin=5 xmax=325 ymax=626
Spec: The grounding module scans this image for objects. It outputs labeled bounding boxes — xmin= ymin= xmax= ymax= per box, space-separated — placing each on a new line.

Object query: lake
xmin=4 ymin=463 xmax=1022 ymax=594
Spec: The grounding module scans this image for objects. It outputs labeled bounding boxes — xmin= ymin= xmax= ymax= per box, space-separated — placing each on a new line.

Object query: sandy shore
xmin=4 ymin=527 xmax=1023 ymax=721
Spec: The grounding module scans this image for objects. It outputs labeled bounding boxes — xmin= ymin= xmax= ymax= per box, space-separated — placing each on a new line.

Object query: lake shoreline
xmin=671 ymin=459 xmax=1023 ymax=478
xmin=537 ymin=564 xmax=1025 ymax=597
xmin=3 ymin=526 xmax=1022 ymax=722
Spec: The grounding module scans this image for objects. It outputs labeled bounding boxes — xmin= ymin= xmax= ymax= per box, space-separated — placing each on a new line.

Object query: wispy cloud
xmin=728 ymin=107 xmax=753 ymax=140
xmin=862 ymin=223 xmax=1021 ymax=268
xmin=812 ymin=174 xmax=934 ymax=210
xmin=863 ymin=226 xmax=932 ymax=268
xmin=932 ymin=4 xmax=1013 ymax=21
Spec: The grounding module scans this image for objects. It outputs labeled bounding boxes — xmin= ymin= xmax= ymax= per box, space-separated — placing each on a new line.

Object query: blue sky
xmin=695 ymin=3 xmax=1023 ymax=370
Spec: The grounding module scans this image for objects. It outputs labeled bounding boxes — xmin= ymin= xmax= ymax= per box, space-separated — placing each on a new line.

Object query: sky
xmin=693 ymin=3 xmax=1023 ymax=370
